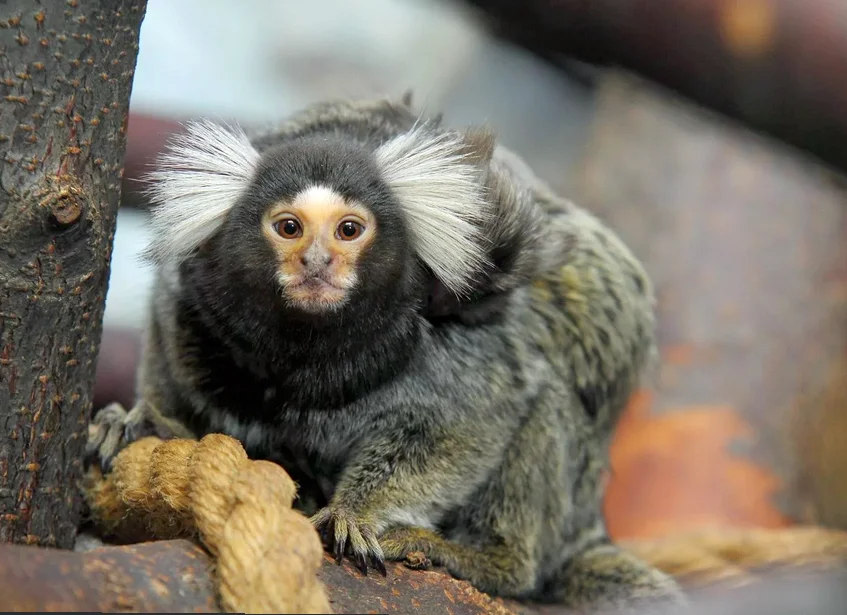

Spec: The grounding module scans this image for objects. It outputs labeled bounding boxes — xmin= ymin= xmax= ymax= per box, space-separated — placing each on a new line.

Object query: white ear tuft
xmin=374 ymin=126 xmax=493 ymax=296
xmin=142 ymin=119 xmax=260 ymax=265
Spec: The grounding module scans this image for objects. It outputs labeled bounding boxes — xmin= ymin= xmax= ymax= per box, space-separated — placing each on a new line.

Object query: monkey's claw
xmin=85 ymin=402 xmax=132 ymax=472
xmin=85 ymin=402 xmax=155 ymax=472
xmin=310 ymin=506 xmax=387 ymax=577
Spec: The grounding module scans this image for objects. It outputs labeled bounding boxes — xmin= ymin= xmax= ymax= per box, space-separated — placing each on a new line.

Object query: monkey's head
xmin=260 ymin=184 xmax=380 ymax=314
xmin=141 ymin=105 xmax=501 ymax=327
xmin=234 ymin=137 xmax=416 ymax=317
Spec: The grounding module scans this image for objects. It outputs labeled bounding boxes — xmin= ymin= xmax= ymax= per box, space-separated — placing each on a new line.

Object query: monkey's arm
xmin=309 ymin=414 xmax=506 ymax=575
xmin=86 ymin=303 xmax=196 ymax=470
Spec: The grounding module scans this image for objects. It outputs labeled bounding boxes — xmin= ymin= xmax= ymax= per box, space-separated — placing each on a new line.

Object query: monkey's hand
xmin=310 ymin=505 xmax=387 ymax=576
xmin=86 ymin=401 xmax=193 ymax=471
xmin=308 ymin=424 xmax=496 ymax=578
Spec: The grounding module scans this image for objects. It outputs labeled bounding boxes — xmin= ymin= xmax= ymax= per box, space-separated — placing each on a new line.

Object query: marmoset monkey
xmin=87 ymin=94 xmax=684 ymax=612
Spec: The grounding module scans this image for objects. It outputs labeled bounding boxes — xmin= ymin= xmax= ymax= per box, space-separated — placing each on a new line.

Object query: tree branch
xmin=0 ymin=0 xmax=147 ymax=549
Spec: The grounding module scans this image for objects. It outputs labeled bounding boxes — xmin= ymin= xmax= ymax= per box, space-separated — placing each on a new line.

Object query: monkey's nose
xmin=301 ymin=251 xmax=332 ymax=267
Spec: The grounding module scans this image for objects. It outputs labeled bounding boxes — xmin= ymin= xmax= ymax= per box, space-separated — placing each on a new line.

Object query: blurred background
xmin=98 ymin=0 xmax=847 ymax=548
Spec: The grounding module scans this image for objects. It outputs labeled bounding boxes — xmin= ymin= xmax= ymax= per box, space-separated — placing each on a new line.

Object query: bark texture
xmin=0 ymin=0 xmax=146 ymax=548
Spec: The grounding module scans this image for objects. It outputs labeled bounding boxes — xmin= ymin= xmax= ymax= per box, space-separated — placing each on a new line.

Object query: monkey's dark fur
xmin=87 ymin=94 xmax=685 ymax=612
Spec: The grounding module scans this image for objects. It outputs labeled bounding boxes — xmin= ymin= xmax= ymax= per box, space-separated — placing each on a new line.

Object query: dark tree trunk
xmin=0 ymin=0 xmax=147 ymax=548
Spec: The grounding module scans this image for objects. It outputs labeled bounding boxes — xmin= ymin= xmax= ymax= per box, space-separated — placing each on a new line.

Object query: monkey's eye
xmin=274 ymin=218 xmax=302 ymax=239
xmin=337 ymin=220 xmax=364 ymax=241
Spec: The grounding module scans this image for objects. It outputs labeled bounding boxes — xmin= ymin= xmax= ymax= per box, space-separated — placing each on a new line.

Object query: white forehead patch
xmin=142 ymin=119 xmax=260 ymax=265
xmin=290 ymin=185 xmax=345 ymax=209
xmin=281 ymin=186 xmax=372 ymax=227
xmin=374 ymin=126 xmax=493 ymax=297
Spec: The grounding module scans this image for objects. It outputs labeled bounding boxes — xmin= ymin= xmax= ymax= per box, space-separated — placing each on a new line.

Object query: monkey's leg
xmin=86 ymin=399 xmax=195 ymax=471
xmin=381 ymin=528 xmax=685 ymax=611
xmin=546 ymin=539 xmax=687 ymax=613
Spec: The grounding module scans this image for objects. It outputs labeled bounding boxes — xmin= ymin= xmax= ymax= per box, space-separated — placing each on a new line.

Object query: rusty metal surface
xmin=5 ymin=532 xmax=847 ymax=614
xmin=571 ymin=72 xmax=847 ymax=537
xmin=0 ymin=539 xmax=530 ymax=614
xmin=461 ymin=0 xmax=847 ymax=172
xmin=317 ymin=553 xmax=529 ymax=615
xmin=0 ymin=539 xmax=218 ymax=612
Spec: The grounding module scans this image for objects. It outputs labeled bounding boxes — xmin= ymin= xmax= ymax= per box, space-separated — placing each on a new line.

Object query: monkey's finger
xmin=94 ymin=429 xmax=127 ymax=472
xmin=354 ymin=551 xmax=369 ymax=576
xmin=98 ymin=429 xmax=127 ymax=473
xmin=98 ymin=451 xmax=115 ymax=474
xmin=333 ymin=541 xmax=345 ymax=566
xmin=371 ymin=554 xmax=387 ymax=577
xmin=122 ymin=407 xmax=148 ymax=443
xmin=84 ymin=403 xmax=127 ymax=456
xmin=346 ymin=522 xmax=369 ymax=576
xmin=331 ymin=524 xmax=345 ymax=566
xmin=84 ymin=424 xmax=104 ymax=457
xmin=361 ymin=526 xmax=387 ymax=577
xmin=83 ymin=437 xmax=106 ymax=467
xmin=93 ymin=402 xmax=129 ymax=428
xmin=333 ymin=515 xmax=349 ymax=565
xmin=308 ymin=507 xmax=332 ymax=530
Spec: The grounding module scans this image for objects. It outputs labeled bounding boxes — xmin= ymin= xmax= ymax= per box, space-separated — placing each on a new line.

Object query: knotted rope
xmin=83 ymin=434 xmax=331 ymax=614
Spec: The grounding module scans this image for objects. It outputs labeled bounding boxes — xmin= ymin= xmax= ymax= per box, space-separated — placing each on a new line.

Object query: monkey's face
xmin=261 ymin=186 xmax=378 ymax=314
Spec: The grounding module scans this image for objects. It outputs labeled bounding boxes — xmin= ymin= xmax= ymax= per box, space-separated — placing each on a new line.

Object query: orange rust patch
xmin=605 ymin=389 xmax=791 ymax=541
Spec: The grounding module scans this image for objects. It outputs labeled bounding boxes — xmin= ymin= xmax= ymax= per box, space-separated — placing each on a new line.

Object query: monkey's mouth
xmin=293 ymin=275 xmax=344 ymax=292
xmin=284 ymin=275 xmax=348 ymax=311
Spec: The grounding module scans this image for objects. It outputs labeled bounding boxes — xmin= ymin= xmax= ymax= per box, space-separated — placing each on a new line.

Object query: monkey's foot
xmin=381 ymin=526 xmax=539 ymax=598
xmin=549 ymin=542 xmax=688 ymax=612
xmin=85 ymin=402 xmax=172 ymax=472
xmin=404 ymin=551 xmax=432 ymax=570
xmin=380 ymin=527 xmax=446 ymax=569
xmin=380 ymin=526 xmax=443 ymax=560
xmin=310 ymin=505 xmax=387 ymax=577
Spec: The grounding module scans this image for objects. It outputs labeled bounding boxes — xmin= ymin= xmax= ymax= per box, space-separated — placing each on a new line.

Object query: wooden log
xmin=0 ymin=0 xmax=147 ymax=549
